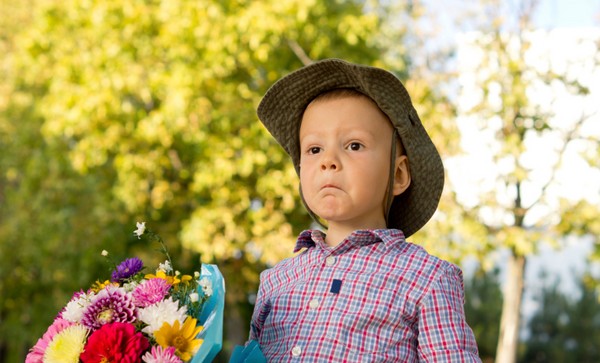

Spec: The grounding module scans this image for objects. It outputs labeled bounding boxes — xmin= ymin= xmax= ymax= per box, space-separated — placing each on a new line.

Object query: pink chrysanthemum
xmin=81 ymin=285 xmax=136 ymax=330
xmin=25 ymin=318 xmax=75 ymax=363
xmin=142 ymin=345 xmax=184 ymax=363
xmin=133 ymin=278 xmax=171 ymax=308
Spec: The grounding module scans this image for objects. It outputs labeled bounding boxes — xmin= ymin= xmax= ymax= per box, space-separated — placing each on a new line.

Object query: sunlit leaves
xmin=1 ymin=1 xmax=393 ymax=358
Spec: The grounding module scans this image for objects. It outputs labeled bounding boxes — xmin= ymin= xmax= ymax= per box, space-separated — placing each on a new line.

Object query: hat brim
xmin=257 ymin=59 xmax=444 ymax=237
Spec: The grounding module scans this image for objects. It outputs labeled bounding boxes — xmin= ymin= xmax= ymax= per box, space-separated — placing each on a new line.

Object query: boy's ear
xmin=392 ymin=155 xmax=411 ymax=196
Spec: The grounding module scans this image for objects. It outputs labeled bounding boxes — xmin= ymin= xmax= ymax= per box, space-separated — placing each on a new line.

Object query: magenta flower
xmin=132 ymin=278 xmax=171 ymax=308
xmin=81 ymin=286 xmax=136 ymax=330
xmin=111 ymin=257 xmax=144 ymax=282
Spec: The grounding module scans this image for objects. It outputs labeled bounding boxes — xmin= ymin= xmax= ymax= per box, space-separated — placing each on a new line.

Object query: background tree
xmin=0 ymin=0 xmax=430 ymax=361
xmin=520 ymin=272 xmax=572 ymax=362
xmin=464 ymin=267 xmax=503 ymax=361
xmin=521 ymin=270 xmax=600 ymax=362
xmin=563 ymin=273 xmax=600 ymax=362
xmin=3 ymin=0 xmax=598 ymax=362
xmin=442 ymin=1 xmax=600 ymax=362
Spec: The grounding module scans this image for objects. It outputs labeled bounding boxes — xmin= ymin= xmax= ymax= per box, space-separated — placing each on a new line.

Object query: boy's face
xmin=299 ymin=95 xmax=400 ymax=230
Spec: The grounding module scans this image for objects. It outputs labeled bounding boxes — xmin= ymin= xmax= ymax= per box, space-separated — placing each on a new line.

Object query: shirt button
xmin=325 ymin=256 xmax=336 ymax=266
xmin=291 ymin=345 xmax=302 ymax=357
xmin=309 ymin=299 xmax=319 ymax=309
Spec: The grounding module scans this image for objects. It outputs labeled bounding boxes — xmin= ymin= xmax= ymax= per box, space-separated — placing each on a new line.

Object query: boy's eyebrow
xmin=300 ymin=128 xmax=380 ymax=142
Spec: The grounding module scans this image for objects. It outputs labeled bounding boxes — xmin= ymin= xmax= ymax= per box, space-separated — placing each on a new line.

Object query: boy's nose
xmin=320 ymin=162 xmax=337 ymax=171
xmin=320 ymin=152 xmax=339 ymax=171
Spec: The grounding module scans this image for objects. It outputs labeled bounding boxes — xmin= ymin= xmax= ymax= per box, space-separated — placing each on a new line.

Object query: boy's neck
xmin=324 ymin=229 xmax=351 ymax=247
xmin=324 ymin=221 xmax=387 ymax=247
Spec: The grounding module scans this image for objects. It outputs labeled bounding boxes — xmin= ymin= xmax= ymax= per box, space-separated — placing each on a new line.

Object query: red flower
xmin=80 ymin=322 xmax=149 ymax=363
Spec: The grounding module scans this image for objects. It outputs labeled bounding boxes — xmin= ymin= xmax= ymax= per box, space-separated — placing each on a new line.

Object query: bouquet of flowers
xmin=26 ymin=222 xmax=224 ymax=363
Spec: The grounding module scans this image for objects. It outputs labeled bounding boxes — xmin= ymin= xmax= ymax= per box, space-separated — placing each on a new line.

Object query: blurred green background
xmin=1 ymin=0 xmax=599 ymax=362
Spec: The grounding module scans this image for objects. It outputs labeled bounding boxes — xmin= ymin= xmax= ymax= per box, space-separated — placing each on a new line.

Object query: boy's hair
xmin=257 ymin=59 xmax=444 ymax=237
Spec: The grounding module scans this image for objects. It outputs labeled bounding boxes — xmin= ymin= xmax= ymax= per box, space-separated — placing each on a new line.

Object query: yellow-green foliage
xmin=0 ymin=0 xmax=398 ymax=360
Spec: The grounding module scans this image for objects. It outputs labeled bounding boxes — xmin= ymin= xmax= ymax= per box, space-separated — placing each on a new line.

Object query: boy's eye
xmin=348 ymin=142 xmax=362 ymax=151
xmin=308 ymin=147 xmax=321 ymax=154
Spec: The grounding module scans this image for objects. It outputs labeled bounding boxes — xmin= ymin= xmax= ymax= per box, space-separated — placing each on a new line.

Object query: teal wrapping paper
xmin=191 ymin=264 xmax=225 ymax=363
xmin=230 ymin=340 xmax=267 ymax=363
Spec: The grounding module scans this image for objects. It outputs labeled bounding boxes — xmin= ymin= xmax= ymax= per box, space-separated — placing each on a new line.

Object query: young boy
xmin=249 ymin=59 xmax=481 ymax=362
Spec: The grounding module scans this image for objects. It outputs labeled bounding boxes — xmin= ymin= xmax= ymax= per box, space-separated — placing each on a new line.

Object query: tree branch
xmin=524 ymin=110 xmax=595 ymax=211
xmin=287 ymin=39 xmax=313 ymax=66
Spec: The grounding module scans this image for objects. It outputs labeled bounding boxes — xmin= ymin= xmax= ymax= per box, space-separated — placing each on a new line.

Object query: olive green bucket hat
xmin=257 ymin=58 xmax=444 ymax=237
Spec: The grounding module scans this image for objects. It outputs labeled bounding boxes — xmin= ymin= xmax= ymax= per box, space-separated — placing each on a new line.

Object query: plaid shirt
xmin=250 ymin=229 xmax=481 ymax=362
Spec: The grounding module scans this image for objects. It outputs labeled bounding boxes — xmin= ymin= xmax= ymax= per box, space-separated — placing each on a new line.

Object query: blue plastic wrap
xmin=229 ymin=340 xmax=267 ymax=363
xmin=191 ymin=264 xmax=225 ymax=363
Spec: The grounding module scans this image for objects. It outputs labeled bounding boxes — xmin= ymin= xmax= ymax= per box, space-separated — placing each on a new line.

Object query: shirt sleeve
xmin=249 ymin=272 xmax=271 ymax=342
xmin=417 ymin=264 xmax=482 ymax=362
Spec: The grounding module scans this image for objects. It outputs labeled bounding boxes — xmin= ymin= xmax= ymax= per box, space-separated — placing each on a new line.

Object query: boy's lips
xmin=321 ymin=183 xmax=340 ymax=190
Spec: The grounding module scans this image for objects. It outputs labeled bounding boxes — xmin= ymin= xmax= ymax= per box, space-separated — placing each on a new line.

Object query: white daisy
xmin=61 ymin=292 xmax=95 ymax=323
xmin=137 ymin=297 xmax=187 ymax=336
xmin=158 ymin=260 xmax=173 ymax=273
xmin=133 ymin=221 xmax=146 ymax=238
xmin=199 ymin=277 xmax=213 ymax=297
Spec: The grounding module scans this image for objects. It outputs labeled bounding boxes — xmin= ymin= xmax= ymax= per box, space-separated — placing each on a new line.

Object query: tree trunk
xmin=495 ymin=253 xmax=526 ymax=363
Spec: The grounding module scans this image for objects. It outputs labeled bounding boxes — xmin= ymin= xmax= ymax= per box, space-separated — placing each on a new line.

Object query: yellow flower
xmin=154 ymin=317 xmax=203 ymax=361
xmin=90 ymin=280 xmax=116 ymax=293
xmin=43 ymin=324 xmax=88 ymax=363
xmin=173 ymin=274 xmax=194 ymax=292
xmin=145 ymin=270 xmax=180 ymax=285
xmin=180 ymin=274 xmax=193 ymax=284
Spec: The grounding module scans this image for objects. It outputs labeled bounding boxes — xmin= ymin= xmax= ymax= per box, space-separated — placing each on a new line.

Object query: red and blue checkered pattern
xmin=250 ymin=229 xmax=481 ymax=362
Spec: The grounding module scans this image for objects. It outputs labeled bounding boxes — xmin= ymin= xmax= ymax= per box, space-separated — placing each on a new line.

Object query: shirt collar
xmin=293 ymin=229 xmax=406 ymax=253
xmin=293 ymin=230 xmax=323 ymax=253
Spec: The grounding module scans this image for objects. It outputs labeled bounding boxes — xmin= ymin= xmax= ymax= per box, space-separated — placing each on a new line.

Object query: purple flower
xmin=81 ymin=286 xmax=136 ymax=330
xmin=111 ymin=257 xmax=144 ymax=282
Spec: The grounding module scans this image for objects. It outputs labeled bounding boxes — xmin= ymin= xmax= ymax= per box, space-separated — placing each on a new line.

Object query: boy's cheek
xmin=299 ymin=164 xmax=314 ymax=182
